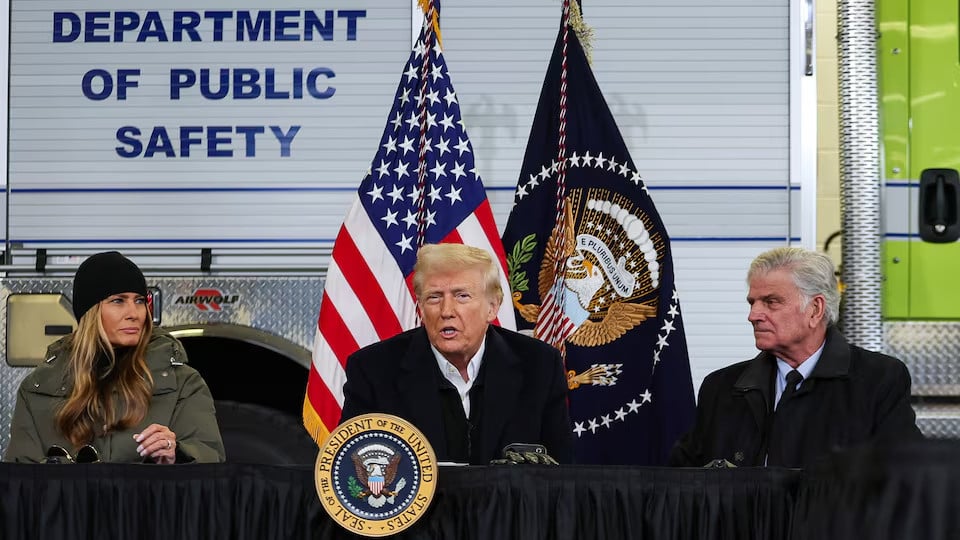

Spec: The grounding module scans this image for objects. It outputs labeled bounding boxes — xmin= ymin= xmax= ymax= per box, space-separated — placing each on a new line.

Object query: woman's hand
xmin=133 ymin=424 xmax=177 ymax=464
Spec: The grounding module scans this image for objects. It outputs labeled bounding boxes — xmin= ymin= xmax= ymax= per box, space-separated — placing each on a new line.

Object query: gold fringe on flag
xmin=303 ymin=400 xmax=332 ymax=446
xmin=418 ymin=0 xmax=443 ymax=46
xmin=569 ymin=0 xmax=594 ymax=65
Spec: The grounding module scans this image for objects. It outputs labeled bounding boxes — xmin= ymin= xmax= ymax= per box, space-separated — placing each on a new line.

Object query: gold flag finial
xmin=418 ymin=0 xmax=443 ymax=46
xmin=569 ymin=0 xmax=594 ymax=64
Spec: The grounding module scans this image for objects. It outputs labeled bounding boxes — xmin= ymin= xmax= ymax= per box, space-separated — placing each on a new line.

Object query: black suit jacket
xmin=339 ymin=325 xmax=573 ymax=464
xmin=670 ymin=326 xmax=923 ymax=468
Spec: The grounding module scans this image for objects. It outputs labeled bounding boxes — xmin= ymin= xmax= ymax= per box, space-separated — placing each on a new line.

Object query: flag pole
xmin=415 ymin=0 xmax=438 ymax=249
xmin=535 ymin=0 xmax=572 ymax=351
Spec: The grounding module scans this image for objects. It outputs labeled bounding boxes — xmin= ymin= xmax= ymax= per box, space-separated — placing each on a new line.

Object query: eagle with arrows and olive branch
xmin=509 ymin=193 xmax=661 ymax=387
xmin=350 ymin=448 xmax=405 ymax=508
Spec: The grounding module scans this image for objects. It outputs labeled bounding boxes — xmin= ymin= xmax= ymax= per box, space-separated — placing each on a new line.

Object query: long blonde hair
xmin=55 ymin=303 xmax=154 ymax=447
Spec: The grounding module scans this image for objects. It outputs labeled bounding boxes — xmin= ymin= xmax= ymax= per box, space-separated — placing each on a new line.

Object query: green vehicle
xmin=878 ymin=0 xmax=960 ymax=436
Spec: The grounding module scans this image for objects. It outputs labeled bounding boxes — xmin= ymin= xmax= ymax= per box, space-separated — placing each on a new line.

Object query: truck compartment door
xmin=6 ymin=293 xmax=76 ymax=367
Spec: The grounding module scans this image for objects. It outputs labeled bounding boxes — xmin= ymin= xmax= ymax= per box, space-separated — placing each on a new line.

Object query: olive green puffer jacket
xmin=3 ymin=329 xmax=225 ymax=463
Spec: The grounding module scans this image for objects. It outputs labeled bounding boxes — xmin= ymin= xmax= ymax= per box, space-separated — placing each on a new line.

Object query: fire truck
xmin=876 ymin=0 xmax=960 ymax=438
xmin=2 ymin=0 xmax=952 ymax=459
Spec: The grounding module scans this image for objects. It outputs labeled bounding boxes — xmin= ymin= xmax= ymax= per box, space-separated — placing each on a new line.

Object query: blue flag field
xmin=501 ymin=15 xmax=696 ymax=465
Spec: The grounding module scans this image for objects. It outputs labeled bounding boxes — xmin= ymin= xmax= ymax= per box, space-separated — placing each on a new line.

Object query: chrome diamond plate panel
xmin=838 ymin=0 xmax=884 ymax=351
xmin=0 ymin=278 xmax=72 ymax=456
xmin=0 ymin=275 xmax=324 ymax=455
xmin=885 ymin=322 xmax=960 ymax=396
xmin=151 ymin=276 xmax=323 ymax=352
xmin=914 ymin=404 xmax=960 ymax=439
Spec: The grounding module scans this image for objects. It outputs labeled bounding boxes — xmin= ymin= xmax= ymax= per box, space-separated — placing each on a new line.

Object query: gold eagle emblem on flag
xmin=508 ymin=187 xmax=663 ymax=349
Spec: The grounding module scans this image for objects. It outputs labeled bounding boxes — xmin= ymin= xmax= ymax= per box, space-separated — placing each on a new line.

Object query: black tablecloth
xmin=0 ymin=463 xmax=799 ymax=540
xmin=0 ymin=440 xmax=957 ymax=540
xmin=793 ymin=439 xmax=960 ymax=540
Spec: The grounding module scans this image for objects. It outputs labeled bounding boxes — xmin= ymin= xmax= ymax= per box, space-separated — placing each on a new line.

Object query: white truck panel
xmin=1 ymin=1 xmax=797 ymax=412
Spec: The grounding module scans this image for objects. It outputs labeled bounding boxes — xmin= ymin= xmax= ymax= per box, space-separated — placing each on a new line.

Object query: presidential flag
xmin=303 ymin=1 xmax=515 ymax=444
xmin=501 ymin=7 xmax=695 ymax=465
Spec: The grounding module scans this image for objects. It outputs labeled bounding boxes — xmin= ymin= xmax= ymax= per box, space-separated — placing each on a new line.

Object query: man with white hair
xmin=670 ymin=247 xmax=922 ymax=468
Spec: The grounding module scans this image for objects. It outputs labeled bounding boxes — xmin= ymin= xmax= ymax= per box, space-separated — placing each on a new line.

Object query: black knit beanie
xmin=72 ymin=251 xmax=148 ymax=320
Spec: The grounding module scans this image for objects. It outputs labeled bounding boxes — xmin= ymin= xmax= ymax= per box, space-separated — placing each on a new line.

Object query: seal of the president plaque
xmin=314 ymin=413 xmax=438 ymax=537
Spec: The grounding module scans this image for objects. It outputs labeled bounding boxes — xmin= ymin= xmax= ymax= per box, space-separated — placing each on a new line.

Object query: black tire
xmin=214 ymin=400 xmax=319 ymax=465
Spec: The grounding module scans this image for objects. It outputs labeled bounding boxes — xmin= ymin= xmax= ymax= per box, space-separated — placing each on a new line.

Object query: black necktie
xmin=780 ymin=369 xmax=803 ymax=404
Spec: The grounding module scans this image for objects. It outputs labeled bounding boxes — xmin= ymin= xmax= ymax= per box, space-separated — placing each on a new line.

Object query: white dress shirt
xmin=773 ymin=341 xmax=825 ymax=410
xmin=431 ymin=338 xmax=486 ymax=418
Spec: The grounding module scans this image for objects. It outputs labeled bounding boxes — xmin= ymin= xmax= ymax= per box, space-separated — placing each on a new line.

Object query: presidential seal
xmin=314 ymin=413 xmax=438 ymax=537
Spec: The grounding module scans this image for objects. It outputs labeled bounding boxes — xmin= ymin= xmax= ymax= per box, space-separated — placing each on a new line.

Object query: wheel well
xmin=173 ymin=333 xmax=318 ymax=464
xmin=174 ymin=333 xmax=308 ymax=420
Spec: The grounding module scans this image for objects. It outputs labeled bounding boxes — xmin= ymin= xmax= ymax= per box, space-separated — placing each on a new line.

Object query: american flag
xmin=302 ymin=2 xmax=516 ymax=444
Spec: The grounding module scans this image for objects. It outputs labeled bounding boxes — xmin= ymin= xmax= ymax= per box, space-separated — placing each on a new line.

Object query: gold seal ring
xmin=315 ymin=413 xmax=438 ymax=537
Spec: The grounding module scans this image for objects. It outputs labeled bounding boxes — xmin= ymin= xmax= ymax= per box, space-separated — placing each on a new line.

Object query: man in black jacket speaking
xmin=671 ymin=247 xmax=922 ymax=468
xmin=339 ymin=243 xmax=573 ymax=465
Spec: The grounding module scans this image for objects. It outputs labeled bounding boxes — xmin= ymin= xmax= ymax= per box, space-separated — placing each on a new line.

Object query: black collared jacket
xmin=339 ymin=325 xmax=573 ymax=464
xmin=670 ymin=326 xmax=923 ymax=468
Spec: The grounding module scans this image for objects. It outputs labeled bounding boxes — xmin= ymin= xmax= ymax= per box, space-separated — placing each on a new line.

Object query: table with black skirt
xmin=0 ymin=440 xmax=955 ymax=540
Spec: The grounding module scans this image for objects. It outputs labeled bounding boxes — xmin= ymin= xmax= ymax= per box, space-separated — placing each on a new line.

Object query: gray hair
xmin=747 ymin=247 xmax=840 ymax=326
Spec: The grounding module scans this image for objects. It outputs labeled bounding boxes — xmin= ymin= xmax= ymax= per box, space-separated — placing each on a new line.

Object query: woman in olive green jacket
xmin=3 ymin=251 xmax=225 ymax=464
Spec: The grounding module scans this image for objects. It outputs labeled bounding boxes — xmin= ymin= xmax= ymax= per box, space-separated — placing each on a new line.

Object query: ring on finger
xmin=165 ymin=439 xmax=172 ymax=450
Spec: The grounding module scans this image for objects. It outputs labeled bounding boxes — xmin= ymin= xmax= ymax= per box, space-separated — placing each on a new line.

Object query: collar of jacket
xmin=734 ymin=325 xmax=851 ymax=393
xmin=26 ymin=328 xmax=186 ymax=398
xmin=731 ymin=326 xmax=851 ymax=432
